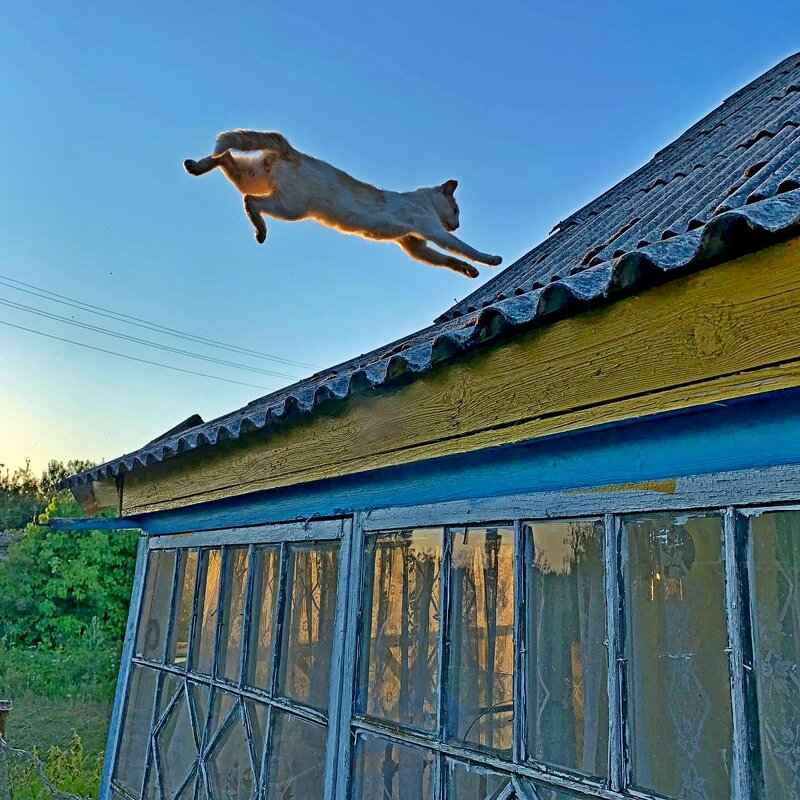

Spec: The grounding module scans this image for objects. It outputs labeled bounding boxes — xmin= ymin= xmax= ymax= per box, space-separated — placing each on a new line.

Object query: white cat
xmin=184 ymin=130 xmax=502 ymax=278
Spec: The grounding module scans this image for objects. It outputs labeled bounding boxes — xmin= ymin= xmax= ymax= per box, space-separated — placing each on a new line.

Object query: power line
xmin=0 ymin=273 xmax=316 ymax=369
xmin=0 ymin=318 xmax=273 ymax=391
xmin=0 ymin=296 xmax=301 ymax=380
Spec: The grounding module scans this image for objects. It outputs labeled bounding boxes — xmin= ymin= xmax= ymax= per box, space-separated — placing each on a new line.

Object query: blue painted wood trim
xmin=98 ymin=535 xmax=148 ymax=799
xmin=134 ymin=389 xmax=800 ymax=536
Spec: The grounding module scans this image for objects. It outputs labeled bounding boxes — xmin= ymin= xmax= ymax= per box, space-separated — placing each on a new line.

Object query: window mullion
xmin=606 ymin=513 xmax=626 ymax=792
xmin=512 ymin=519 xmax=527 ymax=764
xmin=723 ymin=507 xmax=755 ymax=800
xmin=437 ymin=527 xmax=454 ymax=742
xmin=100 ymin=536 xmax=149 ymax=800
xmin=324 ymin=517 xmax=361 ymax=800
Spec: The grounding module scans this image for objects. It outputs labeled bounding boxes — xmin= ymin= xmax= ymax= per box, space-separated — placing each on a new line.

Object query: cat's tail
xmin=214 ymin=130 xmax=294 ymax=155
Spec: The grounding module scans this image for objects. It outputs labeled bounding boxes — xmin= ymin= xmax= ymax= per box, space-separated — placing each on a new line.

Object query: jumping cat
xmin=184 ymin=130 xmax=502 ymax=278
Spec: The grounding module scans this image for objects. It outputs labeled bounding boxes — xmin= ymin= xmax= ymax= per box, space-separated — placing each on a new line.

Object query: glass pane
xmin=447 ymin=526 xmax=514 ymax=755
xmin=189 ymin=681 xmax=211 ymax=743
xmin=749 ymin=510 xmax=800 ymax=798
xmin=154 ymin=684 xmax=198 ymax=798
xmin=218 ymin=547 xmax=250 ymax=682
xmin=208 ymin=706 xmax=255 ymax=800
xmin=244 ymin=700 xmax=269 ymax=780
xmin=193 ymin=549 xmax=222 ymax=675
xmin=246 ymin=546 xmax=280 ymax=690
xmin=278 ymin=542 xmax=339 ymax=711
xmin=447 ymin=759 xmax=509 ymax=799
xmin=352 ymin=733 xmax=435 ymax=800
xmin=526 ymin=520 xmax=608 ymax=776
xmin=113 ymin=666 xmax=158 ymax=797
xmin=265 ymin=711 xmax=327 ymax=800
xmin=136 ymin=550 xmax=176 ymax=661
xmin=358 ymin=529 xmax=441 ymax=731
xmin=624 ymin=512 xmax=733 ymax=798
xmin=169 ymin=550 xmax=198 ymax=667
xmin=530 ymin=781 xmax=587 ymax=800
xmin=208 ymin=688 xmax=238 ymax=741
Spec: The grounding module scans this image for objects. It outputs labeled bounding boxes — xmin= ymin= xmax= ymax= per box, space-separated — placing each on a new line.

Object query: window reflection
xmin=193 ymin=549 xmax=222 ymax=675
xmin=265 ymin=711 xmax=327 ymax=800
xmin=359 ymin=529 xmax=441 ymax=731
xmin=169 ymin=550 xmax=198 ymax=667
xmin=136 ymin=550 xmax=175 ymax=661
xmin=218 ymin=547 xmax=249 ymax=682
xmin=447 ymin=759 xmax=509 ymax=799
xmin=526 ymin=520 xmax=608 ymax=776
xmin=278 ymin=542 xmax=339 ymax=710
xmin=624 ymin=513 xmax=733 ymax=799
xmin=352 ymin=734 xmax=435 ymax=800
xmin=749 ymin=511 xmax=800 ymax=798
xmin=448 ymin=526 xmax=514 ymax=755
xmin=246 ymin=546 xmax=280 ymax=691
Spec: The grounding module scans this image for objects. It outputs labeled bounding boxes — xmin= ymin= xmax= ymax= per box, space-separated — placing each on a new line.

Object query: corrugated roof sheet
xmin=441 ymin=51 xmax=800 ymax=321
xmin=62 ymin=53 xmax=800 ymax=490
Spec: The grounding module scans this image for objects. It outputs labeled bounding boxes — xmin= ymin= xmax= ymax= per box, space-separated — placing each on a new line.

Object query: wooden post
xmin=0 ymin=699 xmax=11 ymax=738
xmin=0 ymin=700 xmax=11 ymax=799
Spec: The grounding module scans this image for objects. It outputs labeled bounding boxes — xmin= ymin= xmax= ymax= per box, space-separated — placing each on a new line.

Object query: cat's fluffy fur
xmin=184 ymin=130 xmax=502 ymax=278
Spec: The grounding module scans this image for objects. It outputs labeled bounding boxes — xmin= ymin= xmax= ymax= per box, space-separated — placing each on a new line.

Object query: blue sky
xmin=2 ymin=1 xmax=798 ymax=474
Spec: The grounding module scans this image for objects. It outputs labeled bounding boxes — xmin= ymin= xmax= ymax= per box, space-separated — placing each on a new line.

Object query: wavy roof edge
xmin=61 ymin=188 xmax=800 ymax=491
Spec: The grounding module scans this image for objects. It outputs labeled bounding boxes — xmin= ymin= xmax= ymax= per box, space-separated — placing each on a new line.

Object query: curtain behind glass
xmin=526 ymin=520 xmax=608 ymax=777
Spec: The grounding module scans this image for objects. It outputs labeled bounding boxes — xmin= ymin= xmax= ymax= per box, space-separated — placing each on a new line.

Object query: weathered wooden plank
xmin=723 ymin=508 xmax=755 ymax=800
xmin=148 ymin=518 xmax=343 ymax=548
xmin=117 ymin=238 xmax=800 ymax=516
xmin=73 ymin=477 xmax=120 ymax=517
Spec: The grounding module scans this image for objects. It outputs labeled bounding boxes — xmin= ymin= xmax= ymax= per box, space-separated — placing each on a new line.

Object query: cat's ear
xmin=441 ymin=179 xmax=458 ymax=196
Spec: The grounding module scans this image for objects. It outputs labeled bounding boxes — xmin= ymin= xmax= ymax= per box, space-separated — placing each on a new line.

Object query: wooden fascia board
xmin=107 ymin=236 xmax=800 ymax=515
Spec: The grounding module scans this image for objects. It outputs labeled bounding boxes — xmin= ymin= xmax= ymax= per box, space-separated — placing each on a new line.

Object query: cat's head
xmin=432 ymin=179 xmax=460 ymax=231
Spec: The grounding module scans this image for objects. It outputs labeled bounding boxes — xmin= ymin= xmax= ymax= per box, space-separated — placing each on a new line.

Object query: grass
xmin=0 ymin=644 xmax=120 ymax=798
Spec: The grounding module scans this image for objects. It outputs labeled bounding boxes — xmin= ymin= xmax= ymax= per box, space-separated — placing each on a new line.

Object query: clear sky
xmin=2 ymin=1 xmax=799 ymax=475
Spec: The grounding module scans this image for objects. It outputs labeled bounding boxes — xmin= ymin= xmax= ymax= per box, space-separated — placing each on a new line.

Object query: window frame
xmin=105 ymin=518 xmax=350 ymax=800
xmin=103 ymin=462 xmax=800 ymax=800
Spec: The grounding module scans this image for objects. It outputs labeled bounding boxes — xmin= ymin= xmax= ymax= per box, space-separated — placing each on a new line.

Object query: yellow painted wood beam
xmin=118 ymin=237 xmax=800 ymax=516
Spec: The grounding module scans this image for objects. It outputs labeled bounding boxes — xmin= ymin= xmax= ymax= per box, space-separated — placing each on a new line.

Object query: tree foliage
xmin=0 ymin=461 xmax=42 ymax=530
xmin=0 ymin=460 xmax=139 ymax=647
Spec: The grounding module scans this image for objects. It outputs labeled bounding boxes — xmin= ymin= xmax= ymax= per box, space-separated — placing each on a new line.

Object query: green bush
xmin=0 ymin=492 xmax=138 ymax=648
xmin=6 ymin=733 xmax=103 ymax=799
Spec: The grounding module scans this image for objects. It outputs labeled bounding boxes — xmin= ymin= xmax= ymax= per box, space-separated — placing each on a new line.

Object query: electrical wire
xmin=0 ymin=296 xmax=301 ymax=380
xmin=0 ymin=318 xmax=273 ymax=391
xmin=0 ymin=273 xmax=316 ymax=369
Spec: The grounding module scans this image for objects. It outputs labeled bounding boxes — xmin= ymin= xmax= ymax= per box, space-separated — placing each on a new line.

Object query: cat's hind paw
xmin=184 ymin=159 xmax=202 ymax=176
xmin=254 ymin=228 xmax=267 ymax=244
xmin=487 ymin=255 xmax=503 ymax=267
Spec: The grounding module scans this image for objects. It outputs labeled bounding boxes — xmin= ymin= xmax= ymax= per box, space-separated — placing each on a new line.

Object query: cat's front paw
xmin=254 ymin=228 xmax=267 ymax=244
xmin=454 ymin=262 xmax=479 ymax=278
xmin=487 ymin=254 xmax=503 ymax=267
xmin=184 ymin=159 xmax=201 ymax=176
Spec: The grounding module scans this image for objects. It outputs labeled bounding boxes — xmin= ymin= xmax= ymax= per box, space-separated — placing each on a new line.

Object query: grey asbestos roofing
xmin=63 ymin=53 xmax=800 ymax=490
xmin=441 ymin=51 xmax=800 ymax=321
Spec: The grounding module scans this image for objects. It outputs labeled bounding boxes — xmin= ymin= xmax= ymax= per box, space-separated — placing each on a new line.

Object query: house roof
xmin=62 ymin=52 xmax=800 ymax=491
xmin=441 ymin=51 xmax=800 ymax=322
